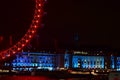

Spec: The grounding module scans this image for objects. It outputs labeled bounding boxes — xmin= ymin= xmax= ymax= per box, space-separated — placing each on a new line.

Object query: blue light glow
xmin=116 ymin=57 xmax=120 ymax=71
xmin=64 ymin=53 xmax=70 ymax=69
xmin=72 ymin=56 xmax=104 ymax=69
xmin=111 ymin=56 xmax=115 ymax=69
xmin=4 ymin=51 xmax=120 ymax=71
xmin=11 ymin=52 xmax=57 ymax=71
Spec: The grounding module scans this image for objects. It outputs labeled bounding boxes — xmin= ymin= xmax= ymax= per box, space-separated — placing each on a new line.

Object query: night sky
xmin=38 ymin=0 xmax=120 ymax=50
xmin=0 ymin=0 xmax=120 ymax=51
xmin=0 ymin=0 xmax=35 ymax=50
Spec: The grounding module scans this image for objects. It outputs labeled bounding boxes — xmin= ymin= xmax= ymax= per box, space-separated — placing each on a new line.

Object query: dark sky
xmin=0 ymin=0 xmax=120 ymax=51
xmin=37 ymin=0 xmax=120 ymax=50
xmin=0 ymin=0 xmax=35 ymax=50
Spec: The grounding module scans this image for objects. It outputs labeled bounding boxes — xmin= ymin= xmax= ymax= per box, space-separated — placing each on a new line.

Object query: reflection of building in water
xmin=3 ymin=51 xmax=120 ymax=71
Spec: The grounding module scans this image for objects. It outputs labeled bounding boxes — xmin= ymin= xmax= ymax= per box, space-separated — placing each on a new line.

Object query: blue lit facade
xmin=109 ymin=56 xmax=120 ymax=71
xmin=116 ymin=57 xmax=120 ymax=71
xmin=111 ymin=56 xmax=115 ymax=69
xmin=64 ymin=53 xmax=70 ymax=69
xmin=11 ymin=52 xmax=59 ymax=71
xmin=72 ymin=55 xmax=104 ymax=69
xmin=3 ymin=51 xmax=120 ymax=72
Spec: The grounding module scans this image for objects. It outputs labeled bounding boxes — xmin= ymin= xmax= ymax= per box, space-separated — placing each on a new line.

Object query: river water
xmin=0 ymin=76 xmax=108 ymax=80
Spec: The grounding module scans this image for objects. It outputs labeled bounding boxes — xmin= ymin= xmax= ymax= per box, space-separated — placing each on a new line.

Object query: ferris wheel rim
xmin=0 ymin=0 xmax=43 ymax=60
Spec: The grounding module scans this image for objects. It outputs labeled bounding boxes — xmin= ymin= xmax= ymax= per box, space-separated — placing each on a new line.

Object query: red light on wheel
xmin=34 ymin=25 xmax=37 ymax=28
xmin=2 ymin=57 xmax=5 ymax=59
xmin=38 ymin=4 xmax=41 ymax=7
xmin=17 ymin=48 xmax=21 ymax=51
xmin=29 ymin=35 xmax=32 ymax=38
xmin=38 ymin=9 xmax=41 ymax=12
xmin=13 ymin=51 xmax=16 ymax=54
xmin=32 ymin=30 xmax=35 ymax=33
xmin=22 ymin=44 xmax=25 ymax=47
xmin=36 ymin=20 xmax=39 ymax=23
xmin=26 ymin=40 xmax=29 ymax=43
xmin=7 ymin=54 xmax=10 ymax=57
xmin=37 ymin=15 xmax=40 ymax=18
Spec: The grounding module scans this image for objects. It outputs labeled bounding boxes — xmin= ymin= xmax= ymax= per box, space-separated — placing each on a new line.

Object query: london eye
xmin=0 ymin=0 xmax=44 ymax=61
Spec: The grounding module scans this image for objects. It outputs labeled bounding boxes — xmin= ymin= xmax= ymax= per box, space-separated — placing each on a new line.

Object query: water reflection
xmin=0 ymin=76 xmax=108 ymax=80
xmin=0 ymin=76 xmax=88 ymax=80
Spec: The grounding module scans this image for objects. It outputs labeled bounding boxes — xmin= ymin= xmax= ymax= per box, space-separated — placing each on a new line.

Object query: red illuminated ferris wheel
xmin=0 ymin=0 xmax=44 ymax=61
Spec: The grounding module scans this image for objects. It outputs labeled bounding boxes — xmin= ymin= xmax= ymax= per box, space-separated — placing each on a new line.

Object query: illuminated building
xmin=6 ymin=52 xmax=62 ymax=71
xmin=72 ymin=55 xmax=104 ymax=69
xmin=3 ymin=50 xmax=120 ymax=72
xmin=64 ymin=51 xmax=105 ymax=69
xmin=116 ymin=57 xmax=120 ymax=71
xmin=111 ymin=55 xmax=115 ymax=69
